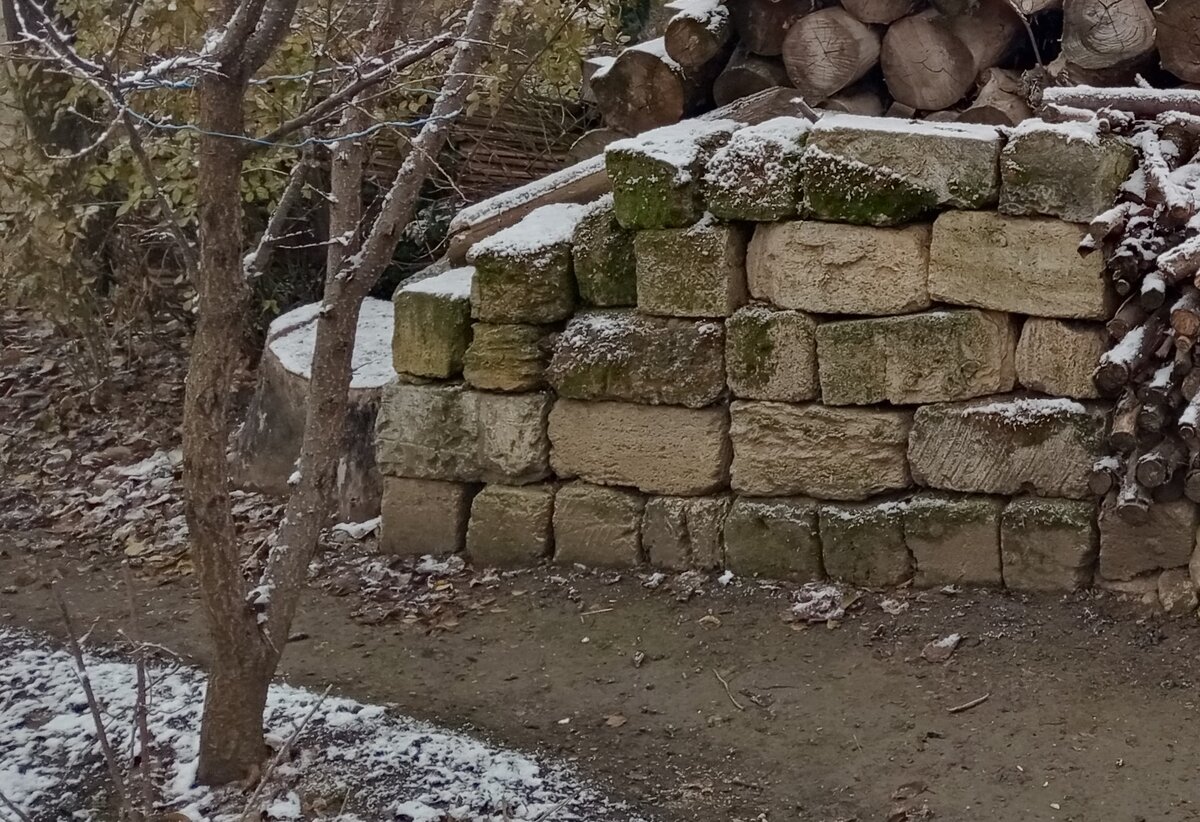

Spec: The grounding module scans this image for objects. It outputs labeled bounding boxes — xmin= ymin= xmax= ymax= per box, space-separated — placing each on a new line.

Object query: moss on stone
xmin=607 ymin=149 xmax=705 ymax=230
xmin=800 ymin=150 xmax=939 ymax=227
xmin=727 ymin=309 xmax=776 ymax=389
xmin=573 ymin=198 xmax=638 ymax=306
xmin=471 ymin=244 xmax=577 ymax=324
xmin=1003 ymin=497 xmax=1096 ymax=532
xmin=903 ymin=493 xmax=1000 ymax=538
xmin=818 ymin=501 xmax=912 ymax=588
xmin=392 ymin=289 xmax=472 ymax=379
xmin=462 ymin=323 xmax=552 ymax=392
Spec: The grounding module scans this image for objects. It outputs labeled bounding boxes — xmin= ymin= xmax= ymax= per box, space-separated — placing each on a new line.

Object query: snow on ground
xmin=0 ymin=629 xmax=645 ymax=822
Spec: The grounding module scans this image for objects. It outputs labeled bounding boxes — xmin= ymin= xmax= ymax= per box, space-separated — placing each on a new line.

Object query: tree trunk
xmin=960 ymin=67 xmax=1032 ymax=125
xmin=712 ymin=46 xmax=790 ymax=105
xmin=729 ymin=0 xmax=816 ymax=56
xmin=592 ymin=39 xmax=693 ymax=133
xmin=664 ymin=1 xmax=733 ymax=68
xmin=1062 ymin=0 xmax=1156 ymax=70
xmin=196 ymin=660 xmax=273 ymax=785
xmin=782 ymin=7 xmax=881 ymax=102
xmin=841 ymin=0 xmax=922 ymax=25
xmin=1156 ymin=0 xmax=1200 ymax=83
xmin=881 ymin=12 xmax=975 ymax=110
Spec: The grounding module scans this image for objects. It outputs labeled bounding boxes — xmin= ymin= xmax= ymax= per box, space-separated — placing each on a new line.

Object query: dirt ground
xmin=3 ymin=532 xmax=1200 ymax=822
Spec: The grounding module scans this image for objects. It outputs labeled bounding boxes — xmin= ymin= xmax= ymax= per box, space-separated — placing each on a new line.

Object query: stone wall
xmin=377 ymin=112 xmax=1198 ymax=611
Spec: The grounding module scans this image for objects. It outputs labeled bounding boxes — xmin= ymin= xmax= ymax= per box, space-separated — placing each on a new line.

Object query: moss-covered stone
xmin=704 ymin=116 xmax=810 ymax=222
xmin=726 ymin=305 xmax=818 ymax=401
xmin=635 ymin=218 xmax=748 ymax=318
xmin=572 ymin=196 xmax=637 ymax=306
xmin=644 ymin=496 xmax=731 ymax=571
xmin=903 ymin=493 xmax=1003 ymax=587
xmin=466 ymin=484 xmax=555 ymax=568
xmin=1001 ymin=497 xmax=1097 ymax=591
xmin=723 ymin=497 xmax=823 ymax=581
xmin=800 ymin=148 xmax=940 ymax=226
xmin=463 ymin=323 xmax=553 ymax=393
xmin=819 ymin=500 xmax=911 ymax=588
xmin=392 ymin=268 xmax=474 ymax=378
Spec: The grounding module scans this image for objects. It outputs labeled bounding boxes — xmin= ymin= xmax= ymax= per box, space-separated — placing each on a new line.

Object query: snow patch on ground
xmin=267 ymin=298 xmax=396 ymax=390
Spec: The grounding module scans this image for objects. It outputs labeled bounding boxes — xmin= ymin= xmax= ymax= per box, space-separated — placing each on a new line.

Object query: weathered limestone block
xmin=549 ymin=399 xmax=730 ymax=495
xmin=466 ymin=484 xmax=555 ymax=568
xmin=903 ymin=494 xmax=1003 ymax=587
xmin=547 ymin=311 xmax=725 ymax=408
xmin=908 ymin=396 xmax=1108 ymax=499
xmin=392 ymin=267 xmax=474 ymax=378
xmin=553 ymin=482 xmax=644 ymax=567
xmin=819 ymin=501 xmax=912 ymax=588
xmin=635 ymin=218 xmax=748 ymax=318
xmin=703 ymin=116 xmax=810 ymax=221
xmin=747 ymin=221 xmax=931 ymax=315
xmin=467 ymin=203 xmax=585 ymax=324
xmin=1000 ymin=497 xmax=1098 ymax=591
xmin=725 ymin=306 xmax=818 ymax=401
xmin=723 ymin=497 xmax=824 ymax=581
xmin=1000 ymin=120 xmax=1137 ymax=223
xmin=817 ymin=309 xmax=1017 ymax=406
xmin=730 ymin=402 xmax=912 ymax=500
xmin=929 ymin=211 xmax=1114 ymax=320
xmin=1158 ymin=568 xmax=1198 ymax=616
xmin=800 ymin=113 xmax=1003 ymax=225
xmin=1098 ymin=497 xmax=1197 ymax=581
xmin=572 ymin=195 xmax=637 ymax=307
xmin=644 ymin=496 xmax=731 ymax=571
xmin=1014 ymin=318 xmax=1106 ymax=400
xmin=462 ymin=323 xmax=553 ymax=393
xmin=606 ymin=119 xmax=739 ymax=229
xmin=375 ymin=383 xmax=551 ymax=484
xmin=380 ymin=477 xmax=473 ymax=556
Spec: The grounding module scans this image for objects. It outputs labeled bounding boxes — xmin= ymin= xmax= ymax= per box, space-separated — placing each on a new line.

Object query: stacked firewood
xmin=1074 ymin=96 xmax=1200 ymax=520
xmin=582 ymin=0 xmax=1200 ymax=137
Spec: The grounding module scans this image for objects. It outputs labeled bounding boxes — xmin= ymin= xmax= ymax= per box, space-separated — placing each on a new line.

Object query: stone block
xmin=376 ymin=383 xmax=551 ymax=484
xmin=553 ymin=482 xmax=644 ymax=567
xmin=908 ymin=396 xmax=1108 ymax=499
xmin=644 ymin=496 xmax=731 ymax=571
xmin=723 ymin=497 xmax=824 ymax=581
xmin=549 ymin=399 xmax=730 ymax=495
xmin=635 ymin=218 xmax=748 ymax=318
xmin=392 ymin=267 xmax=474 ymax=378
xmin=380 ymin=477 xmax=473 ymax=556
xmin=1158 ymin=568 xmax=1198 ymax=616
xmin=1000 ymin=120 xmax=1138 ymax=223
xmin=1000 ymin=497 xmax=1098 ymax=591
xmin=572 ymin=195 xmax=637 ymax=307
xmin=816 ymin=309 xmax=1017 ymax=406
xmin=463 ymin=323 xmax=553 ymax=393
xmin=819 ymin=500 xmax=912 ymax=588
xmin=467 ymin=203 xmax=585 ymax=323
xmin=730 ymin=402 xmax=911 ymax=500
xmin=929 ymin=211 xmax=1114 ymax=320
xmin=1015 ymin=318 xmax=1106 ymax=400
xmin=800 ymin=113 xmax=1003 ymax=225
xmin=606 ymin=119 xmax=738 ymax=229
xmin=903 ymin=493 xmax=1003 ymax=587
xmin=547 ymin=311 xmax=725 ymax=408
xmin=1098 ymin=497 xmax=1197 ymax=581
xmin=703 ymin=116 xmax=810 ymax=221
xmin=725 ymin=306 xmax=818 ymax=401
xmin=747 ymin=221 xmax=931 ymax=316
xmin=466 ymin=484 xmax=555 ymax=568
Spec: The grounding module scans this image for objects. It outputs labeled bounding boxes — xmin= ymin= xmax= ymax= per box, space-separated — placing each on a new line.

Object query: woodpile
xmin=582 ymin=0 xmax=1200 ymax=135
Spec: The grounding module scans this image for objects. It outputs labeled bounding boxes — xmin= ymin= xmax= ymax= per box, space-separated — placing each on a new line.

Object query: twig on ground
xmin=239 ymin=685 xmax=333 ymax=820
xmin=124 ymin=564 xmax=157 ymax=817
xmin=530 ymin=797 xmax=571 ymax=822
xmin=947 ymin=693 xmax=991 ymax=714
xmin=0 ymin=786 xmax=34 ymax=822
xmin=713 ymin=668 xmax=745 ymax=712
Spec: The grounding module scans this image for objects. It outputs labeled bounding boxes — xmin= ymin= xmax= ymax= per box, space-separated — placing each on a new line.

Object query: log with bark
xmin=880 ymin=12 xmax=976 ymax=110
xmin=782 ymin=6 xmax=881 ymax=102
xmin=712 ymin=46 xmax=790 ymax=105
xmin=1061 ymin=0 xmax=1156 ymax=71
xmin=729 ymin=0 xmax=817 ymax=55
xmin=1155 ymin=0 xmax=1200 ymax=84
xmin=664 ymin=0 xmax=734 ymax=68
xmin=590 ymin=38 xmax=703 ymax=134
xmin=841 ymin=0 xmax=922 ymax=24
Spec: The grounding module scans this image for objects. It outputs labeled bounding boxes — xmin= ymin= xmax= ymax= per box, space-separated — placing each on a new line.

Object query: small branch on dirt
xmin=124 ymin=564 xmax=157 ymax=818
xmin=239 ymin=685 xmax=332 ymax=820
xmin=0 ymin=786 xmax=34 ymax=822
xmin=947 ymin=693 xmax=991 ymax=714
xmin=530 ymin=798 xmax=571 ymax=822
xmin=713 ymin=668 xmax=745 ymax=712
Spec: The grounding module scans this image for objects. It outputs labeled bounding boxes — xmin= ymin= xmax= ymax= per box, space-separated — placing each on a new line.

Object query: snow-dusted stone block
xmin=466 ymin=484 xmax=555 ymax=568
xmin=819 ymin=500 xmax=912 ymax=588
xmin=703 ymin=116 xmax=811 ymax=221
xmin=546 ymin=311 xmax=725 ymax=408
xmin=392 ymin=267 xmax=474 ymax=378
xmin=816 ymin=309 xmax=1017 ymax=406
xmin=730 ymin=402 xmax=912 ymax=500
xmin=462 ymin=323 xmax=553 ymax=393
xmin=800 ymin=113 xmax=1003 ymax=226
xmin=723 ymin=497 xmax=824 ymax=581
xmin=903 ymin=493 xmax=1003 ymax=588
xmin=549 ymin=399 xmax=730 ymax=495
xmin=908 ymin=396 xmax=1108 ymax=500
xmin=606 ymin=119 xmax=739 ymax=229
xmin=747 ymin=220 xmax=931 ymax=315
xmin=1099 ymin=497 xmax=1197 ymax=581
xmin=999 ymin=120 xmax=1137 ymax=223
xmin=643 ymin=496 xmax=731 ymax=571
xmin=375 ymin=383 xmax=551 ymax=484
xmin=572 ymin=195 xmax=637 ymax=307
xmin=725 ymin=305 xmax=818 ymax=401
xmin=467 ymin=203 xmax=586 ymax=324
xmin=380 ymin=477 xmax=473 ymax=556
xmin=635 ymin=218 xmax=748 ymax=318
xmin=1001 ymin=497 xmax=1098 ymax=591
xmin=1158 ymin=569 xmax=1198 ymax=617
xmin=929 ymin=211 xmax=1114 ymax=320
xmin=1015 ymin=318 xmax=1106 ymax=400
xmin=553 ymin=481 xmax=644 ymax=568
